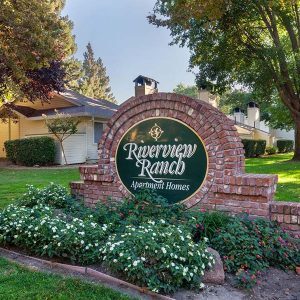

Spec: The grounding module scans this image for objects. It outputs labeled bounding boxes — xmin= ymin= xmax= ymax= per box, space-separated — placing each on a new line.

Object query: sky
xmin=63 ymin=0 xmax=195 ymax=103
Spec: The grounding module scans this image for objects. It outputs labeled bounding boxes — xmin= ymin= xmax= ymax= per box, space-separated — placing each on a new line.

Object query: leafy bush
xmin=265 ymin=146 xmax=277 ymax=155
xmin=90 ymin=189 xmax=188 ymax=229
xmin=4 ymin=137 xmax=55 ymax=166
xmin=211 ymin=215 xmax=300 ymax=287
xmin=242 ymin=139 xmax=266 ymax=157
xmin=17 ymin=183 xmax=72 ymax=208
xmin=189 ymin=211 xmax=232 ymax=242
xmin=277 ymin=140 xmax=294 ymax=153
xmin=4 ymin=140 xmax=17 ymax=163
xmin=0 ymin=204 xmax=109 ymax=264
xmin=101 ymin=220 xmax=214 ymax=293
xmin=1 ymin=185 xmax=299 ymax=291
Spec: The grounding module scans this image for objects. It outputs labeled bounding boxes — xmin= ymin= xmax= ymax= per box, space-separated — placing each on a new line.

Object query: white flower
xmin=113 ymin=259 xmax=118 ymax=263
xmin=133 ymin=260 xmax=139 ymax=267
xmin=161 ymin=247 xmax=167 ymax=254
xmin=200 ymin=282 xmax=205 ymax=289
xmin=81 ymin=240 xmax=84 ymax=245
xmin=119 ymin=252 xmax=124 ymax=257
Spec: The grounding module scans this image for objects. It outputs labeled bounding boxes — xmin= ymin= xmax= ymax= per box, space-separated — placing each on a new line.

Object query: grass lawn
xmin=0 ymin=257 xmax=132 ymax=300
xmin=0 ymin=168 xmax=80 ymax=209
xmin=0 ymin=152 xmax=299 ymax=209
xmin=246 ymin=153 xmax=300 ymax=202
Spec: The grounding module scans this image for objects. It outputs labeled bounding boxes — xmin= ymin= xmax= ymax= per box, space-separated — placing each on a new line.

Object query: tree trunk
xmin=293 ymin=118 xmax=300 ymax=161
xmin=60 ymin=140 xmax=68 ymax=165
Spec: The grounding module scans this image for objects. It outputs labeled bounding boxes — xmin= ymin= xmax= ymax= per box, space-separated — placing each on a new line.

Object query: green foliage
xmin=242 ymin=139 xmax=266 ymax=158
xmin=149 ymin=0 xmax=300 ymax=159
xmin=189 ymin=211 xmax=232 ymax=242
xmin=173 ymin=83 xmax=199 ymax=99
xmin=44 ymin=111 xmax=80 ymax=137
xmin=0 ymin=0 xmax=75 ymax=104
xmin=43 ymin=110 xmax=80 ymax=165
xmin=261 ymin=99 xmax=294 ymax=131
xmin=4 ymin=140 xmax=17 ymax=163
xmin=4 ymin=137 xmax=55 ymax=166
xmin=265 ymin=146 xmax=277 ymax=155
xmin=68 ymin=43 xmax=116 ymax=103
xmin=0 ymin=204 xmax=109 ymax=264
xmin=0 ymin=184 xmax=299 ymax=292
xmin=101 ymin=221 xmax=213 ymax=293
xmin=219 ymin=90 xmax=253 ymax=115
xmin=211 ymin=216 xmax=300 ymax=288
xmin=277 ymin=140 xmax=294 ymax=153
xmin=16 ymin=183 xmax=72 ymax=208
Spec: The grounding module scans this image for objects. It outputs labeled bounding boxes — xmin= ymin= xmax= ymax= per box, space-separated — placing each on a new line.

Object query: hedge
xmin=241 ymin=139 xmax=266 ymax=158
xmin=4 ymin=137 xmax=55 ymax=166
xmin=277 ymin=140 xmax=294 ymax=153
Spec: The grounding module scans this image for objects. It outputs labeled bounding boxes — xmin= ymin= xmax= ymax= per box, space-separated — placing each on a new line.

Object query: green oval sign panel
xmin=116 ymin=117 xmax=208 ymax=204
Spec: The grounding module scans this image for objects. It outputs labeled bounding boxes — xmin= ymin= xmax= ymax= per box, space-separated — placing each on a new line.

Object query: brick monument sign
xmin=70 ymin=93 xmax=300 ymax=235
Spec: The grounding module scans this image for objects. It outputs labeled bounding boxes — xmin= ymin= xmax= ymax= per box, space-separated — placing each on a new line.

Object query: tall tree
xmin=149 ymin=0 xmax=300 ymax=160
xmin=173 ymin=83 xmax=199 ymax=98
xmin=72 ymin=43 xmax=115 ymax=103
xmin=0 ymin=0 xmax=75 ymax=110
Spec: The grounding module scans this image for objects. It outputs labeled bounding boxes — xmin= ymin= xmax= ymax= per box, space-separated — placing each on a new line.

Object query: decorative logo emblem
xmin=149 ymin=123 xmax=164 ymax=141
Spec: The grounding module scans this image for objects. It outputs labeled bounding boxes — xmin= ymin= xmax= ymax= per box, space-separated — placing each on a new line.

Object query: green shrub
xmin=0 ymin=204 xmax=109 ymax=264
xmin=4 ymin=140 xmax=18 ymax=163
xmin=16 ymin=183 xmax=72 ymax=208
xmin=4 ymin=136 xmax=55 ymax=166
xmin=101 ymin=220 xmax=213 ymax=293
xmin=277 ymin=140 xmax=294 ymax=153
xmin=255 ymin=140 xmax=266 ymax=156
xmin=242 ymin=139 xmax=266 ymax=157
xmin=189 ymin=211 xmax=232 ymax=242
xmin=265 ymin=146 xmax=277 ymax=155
xmin=92 ymin=189 xmax=187 ymax=229
xmin=1 ymin=185 xmax=299 ymax=291
xmin=210 ymin=215 xmax=300 ymax=288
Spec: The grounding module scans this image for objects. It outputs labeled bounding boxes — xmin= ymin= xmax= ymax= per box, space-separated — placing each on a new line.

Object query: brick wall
xmin=270 ymin=202 xmax=300 ymax=237
xmin=69 ymin=93 xmax=299 ymax=235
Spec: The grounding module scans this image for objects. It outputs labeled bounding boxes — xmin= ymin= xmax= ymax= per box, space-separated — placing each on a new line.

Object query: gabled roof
xmin=12 ymin=89 xmax=118 ymax=120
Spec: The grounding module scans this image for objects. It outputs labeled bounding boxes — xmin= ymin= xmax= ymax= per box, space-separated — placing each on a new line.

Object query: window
xmin=94 ymin=122 xmax=104 ymax=144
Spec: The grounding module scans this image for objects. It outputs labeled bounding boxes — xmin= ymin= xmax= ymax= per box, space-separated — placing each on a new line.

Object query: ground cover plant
xmin=102 ymin=221 xmax=214 ymax=293
xmin=0 ymin=257 xmax=132 ymax=300
xmin=0 ymin=184 xmax=299 ymax=294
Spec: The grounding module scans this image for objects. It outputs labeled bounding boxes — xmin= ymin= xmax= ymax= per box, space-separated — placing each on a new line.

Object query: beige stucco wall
xmin=19 ymin=116 xmax=86 ymax=138
xmin=0 ymin=119 xmax=20 ymax=157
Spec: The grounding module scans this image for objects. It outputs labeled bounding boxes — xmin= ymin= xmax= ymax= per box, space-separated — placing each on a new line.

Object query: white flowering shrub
xmin=101 ymin=220 xmax=215 ymax=293
xmin=16 ymin=183 xmax=72 ymax=208
xmin=0 ymin=204 xmax=109 ymax=264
